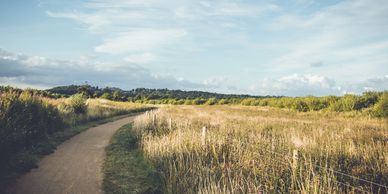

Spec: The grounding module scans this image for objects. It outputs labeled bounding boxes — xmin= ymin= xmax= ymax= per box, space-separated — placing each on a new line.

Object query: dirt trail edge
xmin=8 ymin=116 xmax=135 ymax=194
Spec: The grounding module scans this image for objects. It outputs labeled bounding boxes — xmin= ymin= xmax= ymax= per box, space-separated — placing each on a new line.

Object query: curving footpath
xmin=8 ymin=116 xmax=134 ymax=194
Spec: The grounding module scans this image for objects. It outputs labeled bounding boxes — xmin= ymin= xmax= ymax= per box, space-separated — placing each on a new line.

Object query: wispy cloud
xmin=95 ymin=29 xmax=186 ymax=54
xmin=45 ymin=0 xmax=279 ymax=63
xmin=267 ymin=0 xmax=388 ymax=80
xmin=123 ymin=53 xmax=156 ymax=64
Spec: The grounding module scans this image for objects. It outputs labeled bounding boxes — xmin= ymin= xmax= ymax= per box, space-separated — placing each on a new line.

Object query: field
xmin=131 ymin=105 xmax=388 ymax=193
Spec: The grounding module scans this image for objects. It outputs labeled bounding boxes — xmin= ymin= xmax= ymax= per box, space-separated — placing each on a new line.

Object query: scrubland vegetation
xmin=132 ymin=106 xmax=387 ymax=193
xmin=141 ymin=92 xmax=388 ymax=118
xmin=45 ymin=85 xmax=387 ymax=118
xmin=0 ymin=87 xmax=148 ymax=189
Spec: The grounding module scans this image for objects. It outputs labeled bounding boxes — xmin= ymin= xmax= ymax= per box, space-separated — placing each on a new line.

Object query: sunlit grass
xmin=132 ymin=105 xmax=388 ymax=193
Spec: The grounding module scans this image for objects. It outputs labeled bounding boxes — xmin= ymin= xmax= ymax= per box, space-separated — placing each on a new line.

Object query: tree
xmin=77 ymin=84 xmax=92 ymax=97
xmin=112 ymin=90 xmax=122 ymax=101
xmin=100 ymin=92 xmax=112 ymax=100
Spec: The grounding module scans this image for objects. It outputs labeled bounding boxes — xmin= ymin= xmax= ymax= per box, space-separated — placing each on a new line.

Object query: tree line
xmin=2 ymin=85 xmax=387 ymax=117
xmin=47 ymin=84 xmax=275 ymax=101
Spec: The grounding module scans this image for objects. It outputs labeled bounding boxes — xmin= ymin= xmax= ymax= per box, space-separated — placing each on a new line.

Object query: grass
xmin=103 ymin=123 xmax=163 ymax=194
xmin=132 ymin=105 xmax=388 ymax=193
xmin=0 ymin=112 xmax=147 ymax=193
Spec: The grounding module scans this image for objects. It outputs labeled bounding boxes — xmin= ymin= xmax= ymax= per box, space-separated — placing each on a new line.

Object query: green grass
xmin=0 ymin=113 xmax=142 ymax=193
xmin=103 ymin=123 xmax=163 ymax=194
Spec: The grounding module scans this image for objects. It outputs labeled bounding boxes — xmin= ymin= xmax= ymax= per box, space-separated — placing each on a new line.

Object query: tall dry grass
xmin=50 ymin=98 xmax=148 ymax=125
xmin=132 ymin=105 xmax=388 ymax=193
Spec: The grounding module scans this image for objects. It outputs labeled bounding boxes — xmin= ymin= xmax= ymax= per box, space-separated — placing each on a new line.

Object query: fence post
xmin=201 ymin=126 xmax=207 ymax=146
xmin=169 ymin=118 xmax=172 ymax=130
xmin=292 ymin=149 xmax=299 ymax=170
xmin=153 ymin=114 xmax=156 ymax=126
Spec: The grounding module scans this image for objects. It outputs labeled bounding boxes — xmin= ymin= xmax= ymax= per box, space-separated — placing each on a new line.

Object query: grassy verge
xmin=103 ymin=123 xmax=163 ymax=194
xmin=0 ymin=111 xmax=147 ymax=193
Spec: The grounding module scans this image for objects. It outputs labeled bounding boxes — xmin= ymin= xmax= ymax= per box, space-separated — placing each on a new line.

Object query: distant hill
xmin=46 ymin=84 xmax=274 ymax=101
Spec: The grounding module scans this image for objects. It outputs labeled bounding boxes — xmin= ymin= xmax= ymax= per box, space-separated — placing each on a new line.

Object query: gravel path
xmin=9 ymin=116 xmax=134 ymax=194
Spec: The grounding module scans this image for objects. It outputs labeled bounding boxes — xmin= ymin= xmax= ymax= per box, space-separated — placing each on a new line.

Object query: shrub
xmin=192 ymin=98 xmax=206 ymax=105
xmin=100 ymin=92 xmax=112 ymax=100
xmin=372 ymin=92 xmax=388 ymax=118
xmin=241 ymin=98 xmax=255 ymax=106
xmin=292 ymin=99 xmax=309 ymax=112
xmin=329 ymin=94 xmax=358 ymax=112
xmin=217 ymin=99 xmax=228 ymax=105
xmin=69 ymin=94 xmax=87 ymax=114
xmin=305 ymin=96 xmax=323 ymax=111
xmin=205 ymin=98 xmax=218 ymax=105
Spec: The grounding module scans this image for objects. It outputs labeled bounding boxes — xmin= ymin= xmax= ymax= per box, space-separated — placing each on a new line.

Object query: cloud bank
xmin=0 ymin=49 xmax=202 ymax=90
xmin=1 ymin=48 xmax=385 ymax=96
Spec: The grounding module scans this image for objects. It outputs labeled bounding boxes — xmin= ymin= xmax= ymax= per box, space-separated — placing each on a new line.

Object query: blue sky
xmin=0 ymin=0 xmax=387 ymax=96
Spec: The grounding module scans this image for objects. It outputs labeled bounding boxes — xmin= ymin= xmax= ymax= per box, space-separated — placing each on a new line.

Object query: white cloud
xmin=123 ymin=53 xmax=156 ymax=64
xmin=95 ymin=29 xmax=186 ymax=54
xmin=250 ymin=74 xmax=340 ymax=96
xmin=0 ymin=48 xmax=202 ymax=90
xmin=250 ymin=74 xmax=387 ymax=96
xmin=21 ymin=56 xmax=48 ymax=66
xmin=205 ymin=2 xmax=279 ymax=17
xmin=202 ymin=76 xmax=228 ymax=88
xmin=347 ymin=75 xmax=388 ymax=93
xmin=46 ymin=11 xmax=111 ymax=32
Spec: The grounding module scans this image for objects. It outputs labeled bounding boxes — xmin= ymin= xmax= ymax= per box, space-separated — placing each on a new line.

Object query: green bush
xmin=305 ymin=96 xmax=324 ymax=111
xmin=69 ymin=94 xmax=87 ymax=114
xmin=292 ymin=99 xmax=309 ymax=112
xmin=372 ymin=93 xmax=388 ymax=118
xmin=329 ymin=94 xmax=357 ymax=112
xmin=100 ymin=92 xmax=112 ymax=100
xmin=205 ymin=98 xmax=218 ymax=105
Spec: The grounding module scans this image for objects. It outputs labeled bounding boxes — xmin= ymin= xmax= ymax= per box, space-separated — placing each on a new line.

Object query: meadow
xmin=132 ymin=105 xmax=388 ymax=193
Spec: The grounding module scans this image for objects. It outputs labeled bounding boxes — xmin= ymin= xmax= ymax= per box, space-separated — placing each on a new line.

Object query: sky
xmin=0 ymin=0 xmax=387 ymax=96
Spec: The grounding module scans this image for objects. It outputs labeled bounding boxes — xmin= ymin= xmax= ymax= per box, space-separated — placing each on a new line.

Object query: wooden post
xmin=201 ymin=126 xmax=207 ymax=146
xmin=153 ymin=114 xmax=156 ymax=126
xmin=168 ymin=118 xmax=172 ymax=130
xmin=292 ymin=149 xmax=299 ymax=170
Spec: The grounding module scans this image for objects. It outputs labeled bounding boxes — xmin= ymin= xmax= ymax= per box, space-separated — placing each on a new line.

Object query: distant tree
xmin=100 ymin=92 xmax=112 ymax=100
xmin=77 ymin=84 xmax=92 ymax=97
xmin=112 ymin=90 xmax=123 ymax=101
